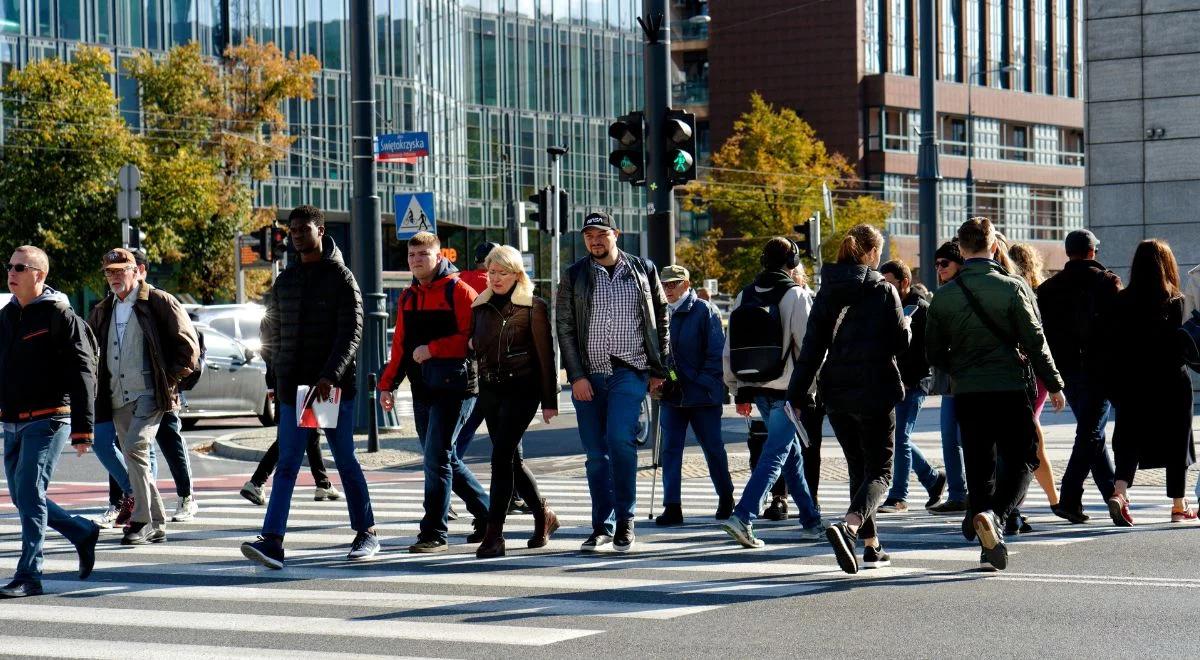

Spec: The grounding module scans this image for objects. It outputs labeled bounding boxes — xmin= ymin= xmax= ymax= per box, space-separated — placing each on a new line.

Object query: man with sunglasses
xmin=87 ymin=248 xmax=199 ymax=546
xmin=1 ymin=246 xmax=101 ymax=597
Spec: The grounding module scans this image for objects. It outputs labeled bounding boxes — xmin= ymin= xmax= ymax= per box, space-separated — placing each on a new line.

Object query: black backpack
xmin=727 ymin=282 xmax=798 ymax=383
xmin=178 ymin=330 xmax=206 ymax=392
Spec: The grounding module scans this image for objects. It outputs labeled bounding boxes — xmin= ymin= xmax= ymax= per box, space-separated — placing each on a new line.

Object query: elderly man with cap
xmin=653 ymin=264 xmax=734 ymax=526
xmin=556 ymin=211 xmax=670 ymax=552
xmin=87 ymin=248 xmax=199 ymax=546
xmin=1036 ymin=229 xmax=1121 ymax=524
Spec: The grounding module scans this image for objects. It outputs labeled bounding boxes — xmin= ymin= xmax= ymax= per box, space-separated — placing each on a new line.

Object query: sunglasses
xmin=934 ymin=259 xmax=955 ymax=269
xmin=663 ymin=281 xmax=686 ymax=290
xmin=5 ymin=262 xmax=40 ymax=273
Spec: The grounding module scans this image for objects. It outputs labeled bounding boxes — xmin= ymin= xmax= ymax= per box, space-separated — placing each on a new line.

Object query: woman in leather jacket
xmin=469 ymin=245 xmax=560 ymax=558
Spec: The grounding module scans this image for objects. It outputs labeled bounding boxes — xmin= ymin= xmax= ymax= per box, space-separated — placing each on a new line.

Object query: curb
xmin=210 ymin=427 xmax=424 ymax=469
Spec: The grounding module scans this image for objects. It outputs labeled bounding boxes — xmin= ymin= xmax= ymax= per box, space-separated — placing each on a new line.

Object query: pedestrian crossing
xmin=0 ymin=475 xmax=1185 ymax=657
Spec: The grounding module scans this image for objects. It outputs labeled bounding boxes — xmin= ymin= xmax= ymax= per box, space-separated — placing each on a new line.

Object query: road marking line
xmin=0 ymin=636 xmax=440 ymax=660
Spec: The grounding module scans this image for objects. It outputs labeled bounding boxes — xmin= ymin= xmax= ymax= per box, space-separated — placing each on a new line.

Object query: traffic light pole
xmin=641 ymin=0 xmax=674 ymax=268
xmin=917 ymin=0 xmax=941 ymax=288
xmin=547 ymin=146 xmax=566 ymax=375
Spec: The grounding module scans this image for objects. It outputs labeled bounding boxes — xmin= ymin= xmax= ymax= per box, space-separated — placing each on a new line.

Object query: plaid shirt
xmin=586 ymin=256 xmax=648 ymax=375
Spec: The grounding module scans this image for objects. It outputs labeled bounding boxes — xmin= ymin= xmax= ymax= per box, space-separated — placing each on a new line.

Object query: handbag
xmin=955 ymin=275 xmax=1039 ymax=403
xmin=1181 ymin=309 xmax=1200 ymax=374
xmin=420 ymin=357 xmax=471 ymax=394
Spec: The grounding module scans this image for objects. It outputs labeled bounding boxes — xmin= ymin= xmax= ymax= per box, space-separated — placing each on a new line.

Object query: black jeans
xmin=827 ymin=409 xmax=895 ymax=540
xmin=799 ymin=397 xmax=825 ymax=503
xmin=1115 ymin=452 xmax=1188 ymax=499
xmin=956 ymin=391 xmax=1040 ymax=524
xmin=251 ymin=430 xmax=331 ymax=489
xmin=1057 ymin=370 xmax=1116 ymax=506
xmin=477 ymin=382 xmax=543 ymax=526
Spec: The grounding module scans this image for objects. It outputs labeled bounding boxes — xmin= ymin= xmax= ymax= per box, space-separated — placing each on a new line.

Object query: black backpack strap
xmin=955 ymin=276 xmax=1017 ymax=349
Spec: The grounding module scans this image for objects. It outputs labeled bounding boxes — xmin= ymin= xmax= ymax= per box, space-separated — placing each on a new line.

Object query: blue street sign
xmin=395 ymin=192 xmax=436 ymax=239
xmin=376 ymin=131 xmax=430 ymax=162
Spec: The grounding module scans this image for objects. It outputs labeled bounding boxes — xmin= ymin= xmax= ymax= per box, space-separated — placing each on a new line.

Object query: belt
xmin=15 ymin=406 xmax=71 ymax=420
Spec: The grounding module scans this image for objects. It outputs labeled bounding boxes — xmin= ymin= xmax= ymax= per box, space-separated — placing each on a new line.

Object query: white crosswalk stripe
xmin=0 ymin=476 xmax=1182 ymax=656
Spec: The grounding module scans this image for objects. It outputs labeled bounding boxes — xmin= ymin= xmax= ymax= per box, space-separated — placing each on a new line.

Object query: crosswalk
xmin=0 ymin=474 xmax=1186 ymax=657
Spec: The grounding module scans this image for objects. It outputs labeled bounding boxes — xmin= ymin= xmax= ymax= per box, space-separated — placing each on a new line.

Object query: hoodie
xmin=0 ymin=286 xmax=97 ymax=442
xmin=723 ymin=268 xmax=813 ymax=402
xmin=788 ymin=263 xmax=910 ymax=415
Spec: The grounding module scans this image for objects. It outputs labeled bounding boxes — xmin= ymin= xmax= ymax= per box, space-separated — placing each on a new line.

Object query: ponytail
xmin=836 ymin=224 xmax=883 ymax=265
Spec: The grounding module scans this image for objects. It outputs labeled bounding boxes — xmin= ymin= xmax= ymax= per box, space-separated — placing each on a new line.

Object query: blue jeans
xmin=3 ymin=418 xmax=94 ymax=581
xmin=940 ymin=395 xmax=968 ymax=502
xmin=262 ymin=399 xmax=375 ymax=539
xmin=572 ymin=368 xmax=648 ymax=533
xmin=889 ymin=390 xmax=939 ymax=501
xmin=453 ymin=395 xmax=485 ymax=459
xmin=732 ymin=396 xmax=821 ymax=528
xmin=1058 ymin=370 xmax=1116 ymax=506
xmin=659 ymin=404 xmax=734 ymax=505
xmin=413 ymin=394 xmax=490 ymax=541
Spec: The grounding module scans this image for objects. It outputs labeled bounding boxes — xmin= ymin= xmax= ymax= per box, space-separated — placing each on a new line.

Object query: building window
xmin=965 ymin=0 xmax=982 ymax=83
xmin=988 ymin=0 xmax=1008 ymax=88
xmin=940 ymin=116 xmax=967 ymax=155
xmin=942 ymin=0 xmax=962 ymax=82
xmin=0 ymin=0 xmax=18 ymax=34
xmin=1013 ymin=0 xmax=1029 ymax=91
xmin=59 ymin=0 xmax=83 ymax=39
xmin=1033 ymin=0 xmax=1050 ymax=95
xmin=1003 ymin=124 xmax=1029 ymax=161
xmin=888 ymin=0 xmax=910 ymax=75
xmin=864 ymin=0 xmax=882 ymax=74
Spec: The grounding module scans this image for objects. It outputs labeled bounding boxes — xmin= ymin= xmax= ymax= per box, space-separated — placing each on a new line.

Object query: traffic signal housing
xmin=528 ymin=187 xmax=569 ymax=233
xmin=663 ymin=108 xmax=697 ymax=186
xmin=792 ymin=216 xmax=817 ymax=257
xmin=270 ymin=226 xmax=288 ymax=260
xmin=128 ymin=223 xmax=146 ymax=252
xmin=608 ymin=111 xmax=646 ymax=186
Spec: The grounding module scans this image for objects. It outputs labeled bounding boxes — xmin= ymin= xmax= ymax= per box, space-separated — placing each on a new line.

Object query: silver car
xmin=189 ymin=303 xmax=265 ymax=352
xmin=180 ymin=322 xmax=277 ymax=430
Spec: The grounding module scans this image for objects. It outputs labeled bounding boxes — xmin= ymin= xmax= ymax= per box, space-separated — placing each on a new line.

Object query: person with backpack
xmin=378 ymin=231 xmax=491 ymax=553
xmin=926 ymin=218 xmax=1065 ymax=571
xmin=1100 ymin=239 xmax=1196 ymax=525
xmin=654 ymin=265 xmax=734 ymax=526
xmin=0 ymin=245 xmax=101 ymax=598
xmin=1035 ymin=229 xmax=1120 ymax=524
xmin=788 ymin=224 xmax=910 ymax=574
xmin=721 ymin=237 xmax=823 ymax=549
xmin=556 ymin=212 xmax=669 ymax=553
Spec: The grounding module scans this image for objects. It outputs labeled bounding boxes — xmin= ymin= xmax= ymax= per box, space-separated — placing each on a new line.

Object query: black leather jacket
xmin=555 ymin=251 xmax=670 ymax=382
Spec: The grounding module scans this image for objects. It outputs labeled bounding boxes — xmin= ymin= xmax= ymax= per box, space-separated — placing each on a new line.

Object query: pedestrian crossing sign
xmin=395 ymin=192 xmax=436 ymax=239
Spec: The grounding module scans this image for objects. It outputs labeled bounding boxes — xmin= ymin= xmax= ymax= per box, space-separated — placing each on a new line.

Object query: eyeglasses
xmin=663 ymin=281 xmax=686 ymax=290
xmin=934 ymin=259 xmax=954 ymax=269
xmin=103 ymin=266 xmax=134 ymax=276
xmin=486 ymin=269 xmax=515 ymax=278
xmin=4 ymin=263 xmax=40 ymax=273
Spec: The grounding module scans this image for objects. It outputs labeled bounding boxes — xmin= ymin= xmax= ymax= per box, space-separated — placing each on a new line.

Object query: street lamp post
xmin=965 ymin=64 xmax=1016 ymax=221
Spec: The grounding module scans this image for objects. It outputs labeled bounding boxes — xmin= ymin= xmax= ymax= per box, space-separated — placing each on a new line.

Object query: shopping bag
xmin=297 ymin=385 xmax=341 ymax=429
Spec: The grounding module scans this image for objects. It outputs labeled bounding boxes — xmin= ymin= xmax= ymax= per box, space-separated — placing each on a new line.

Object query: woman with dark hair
xmin=789 ymin=223 xmax=910 ymax=574
xmin=927 ymin=241 xmax=969 ymax=515
xmin=1103 ymin=239 xmax=1196 ymax=526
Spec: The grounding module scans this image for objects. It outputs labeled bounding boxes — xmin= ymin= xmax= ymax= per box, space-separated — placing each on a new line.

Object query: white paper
xmin=783 ymin=403 xmax=811 ymax=448
xmin=296 ymin=385 xmax=341 ymax=429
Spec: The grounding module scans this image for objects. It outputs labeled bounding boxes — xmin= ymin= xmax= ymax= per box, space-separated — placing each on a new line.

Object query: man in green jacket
xmin=926 ymin=217 xmax=1066 ymax=571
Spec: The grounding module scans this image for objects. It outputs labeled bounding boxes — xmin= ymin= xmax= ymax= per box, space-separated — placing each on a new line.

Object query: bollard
xmin=367 ymin=372 xmax=379 ymax=453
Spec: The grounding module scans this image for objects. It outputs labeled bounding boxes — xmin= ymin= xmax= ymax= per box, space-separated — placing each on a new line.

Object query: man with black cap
xmin=1036 ymin=228 xmax=1121 ymax=523
xmin=459 ymin=241 xmax=498 ymax=297
xmin=557 ymin=211 xmax=669 ymax=552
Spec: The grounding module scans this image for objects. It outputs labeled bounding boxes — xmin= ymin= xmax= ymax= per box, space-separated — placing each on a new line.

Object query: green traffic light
xmin=672 ymin=151 xmax=692 ymax=173
xmin=620 ymin=155 xmax=635 ymax=172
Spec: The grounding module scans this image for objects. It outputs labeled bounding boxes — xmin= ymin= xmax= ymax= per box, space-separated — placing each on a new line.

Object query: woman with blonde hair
xmin=469 ymin=245 xmax=561 ymax=557
xmin=1006 ymin=242 xmax=1058 ymax=533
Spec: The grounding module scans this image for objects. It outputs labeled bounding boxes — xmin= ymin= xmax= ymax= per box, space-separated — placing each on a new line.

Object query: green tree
xmin=674 ymin=227 xmax=725 ymax=287
xmin=683 ymin=93 xmax=891 ymax=292
xmin=0 ymin=47 xmax=140 ymax=295
xmin=127 ymin=39 xmax=320 ymax=303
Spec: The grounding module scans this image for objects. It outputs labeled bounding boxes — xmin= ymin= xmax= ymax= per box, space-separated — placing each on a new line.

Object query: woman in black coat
xmin=788 ymin=223 xmax=911 ymax=575
xmin=1103 ymin=239 xmax=1196 ymax=526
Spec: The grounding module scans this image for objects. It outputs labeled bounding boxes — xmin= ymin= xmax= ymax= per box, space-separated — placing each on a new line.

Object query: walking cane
xmin=647 ymin=399 xmax=662 ymax=521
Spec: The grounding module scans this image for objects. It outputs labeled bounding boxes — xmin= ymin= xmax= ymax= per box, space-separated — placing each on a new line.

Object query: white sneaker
xmin=172 ymin=496 xmax=199 ymax=522
xmin=314 ymin=484 xmax=342 ymax=501
xmin=93 ymin=504 xmax=120 ymax=529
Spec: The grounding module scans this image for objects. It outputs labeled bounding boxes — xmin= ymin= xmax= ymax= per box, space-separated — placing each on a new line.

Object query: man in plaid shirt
xmin=556 ymin=212 xmax=670 ymax=553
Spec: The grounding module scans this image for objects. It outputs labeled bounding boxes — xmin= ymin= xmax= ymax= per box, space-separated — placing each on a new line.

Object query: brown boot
xmin=528 ymin=499 xmax=560 ymax=548
xmin=475 ymin=523 xmax=505 ymax=558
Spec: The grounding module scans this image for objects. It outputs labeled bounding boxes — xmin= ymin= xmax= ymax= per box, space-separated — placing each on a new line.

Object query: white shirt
xmin=113 ymin=282 xmax=140 ymax=345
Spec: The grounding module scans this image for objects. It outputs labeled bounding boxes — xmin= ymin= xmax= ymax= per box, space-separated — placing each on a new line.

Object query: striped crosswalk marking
xmin=0 ymin=474 xmax=1179 ymax=656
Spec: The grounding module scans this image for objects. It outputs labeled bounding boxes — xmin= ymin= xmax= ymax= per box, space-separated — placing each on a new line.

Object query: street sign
xmin=522 ymin=253 xmax=535 ymax=277
xmin=395 ymin=192 xmax=435 ymax=239
xmin=117 ymin=163 xmax=142 ymax=220
xmin=376 ymin=132 xmax=430 ymax=164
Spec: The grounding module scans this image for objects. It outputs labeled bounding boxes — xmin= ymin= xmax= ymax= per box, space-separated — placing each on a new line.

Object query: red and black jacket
xmin=379 ymin=259 xmax=477 ymax=394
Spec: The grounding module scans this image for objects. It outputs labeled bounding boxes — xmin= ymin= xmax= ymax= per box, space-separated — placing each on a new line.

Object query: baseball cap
xmin=101 ymin=248 xmax=137 ymax=269
xmin=660 ymin=265 xmax=690 ymax=283
xmin=582 ymin=211 xmax=615 ymax=233
xmin=1064 ymin=229 xmax=1099 ymax=256
xmin=473 ymin=241 xmax=500 ymax=265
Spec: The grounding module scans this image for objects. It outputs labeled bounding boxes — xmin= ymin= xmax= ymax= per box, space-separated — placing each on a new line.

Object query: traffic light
xmin=793 ymin=215 xmax=817 ymax=256
xmin=663 ymin=108 xmax=697 ymax=186
xmin=270 ymin=226 xmax=288 ymax=260
xmin=528 ymin=187 xmax=569 ymax=233
xmin=255 ymin=226 xmax=273 ymax=261
xmin=128 ymin=223 xmax=146 ymax=252
xmin=608 ymin=111 xmax=646 ymax=186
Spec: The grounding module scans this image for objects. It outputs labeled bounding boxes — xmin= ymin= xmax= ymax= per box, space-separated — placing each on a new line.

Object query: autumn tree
xmin=0 ymin=47 xmax=140 ymax=296
xmin=673 ymin=227 xmax=725 ymax=289
xmin=684 ymin=93 xmax=892 ymax=292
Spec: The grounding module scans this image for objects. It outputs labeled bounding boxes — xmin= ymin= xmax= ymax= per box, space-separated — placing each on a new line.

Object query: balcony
xmin=673 ymin=81 xmax=709 ymax=107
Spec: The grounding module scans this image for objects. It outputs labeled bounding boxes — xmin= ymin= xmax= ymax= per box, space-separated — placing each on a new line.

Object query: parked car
xmin=179 ymin=322 xmax=276 ymax=430
xmin=189 ymin=303 xmax=265 ymax=352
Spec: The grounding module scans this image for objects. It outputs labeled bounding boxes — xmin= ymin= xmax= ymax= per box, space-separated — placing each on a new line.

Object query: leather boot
xmin=475 ymin=523 xmax=505 ymax=558
xmin=528 ymin=499 xmax=560 ymax=548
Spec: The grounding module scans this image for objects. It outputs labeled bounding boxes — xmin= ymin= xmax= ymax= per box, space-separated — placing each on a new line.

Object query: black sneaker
xmin=241 ymin=536 xmax=285 ymax=569
xmin=925 ymin=470 xmax=948 ymax=508
xmin=928 ymin=499 xmax=968 ymax=515
xmin=1051 ymin=503 xmax=1089 ymax=524
xmin=825 ymin=522 xmax=859 ymax=575
xmin=655 ymin=504 xmax=683 ymax=527
xmin=121 ymin=522 xmax=154 ymax=546
xmin=973 ymin=511 xmax=1008 ymax=571
xmin=580 ymin=530 xmax=613 ymax=552
xmin=347 ymin=531 xmax=380 ymax=560
xmin=862 ymin=544 xmax=891 ymax=569
xmin=408 ymin=537 xmax=448 ymax=553
xmin=762 ymin=496 xmax=789 ymax=521
xmin=1004 ymin=512 xmax=1034 ymax=535
xmin=466 ymin=519 xmax=486 ymax=543
xmin=446 ymin=506 xmax=459 ymax=522
xmin=715 ymin=495 xmax=734 ymax=521
xmin=613 ymin=519 xmax=635 ymax=553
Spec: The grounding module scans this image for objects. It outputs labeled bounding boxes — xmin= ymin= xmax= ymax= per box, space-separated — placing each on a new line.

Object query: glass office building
xmin=0 ymin=0 xmax=647 ymax=283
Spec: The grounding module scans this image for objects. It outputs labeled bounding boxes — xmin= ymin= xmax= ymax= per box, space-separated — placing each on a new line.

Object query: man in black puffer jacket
xmin=241 ymin=205 xmax=378 ymax=570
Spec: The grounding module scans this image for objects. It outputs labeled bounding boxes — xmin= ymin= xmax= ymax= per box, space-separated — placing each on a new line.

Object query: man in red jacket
xmin=380 ymin=232 xmax=490 ymax=552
